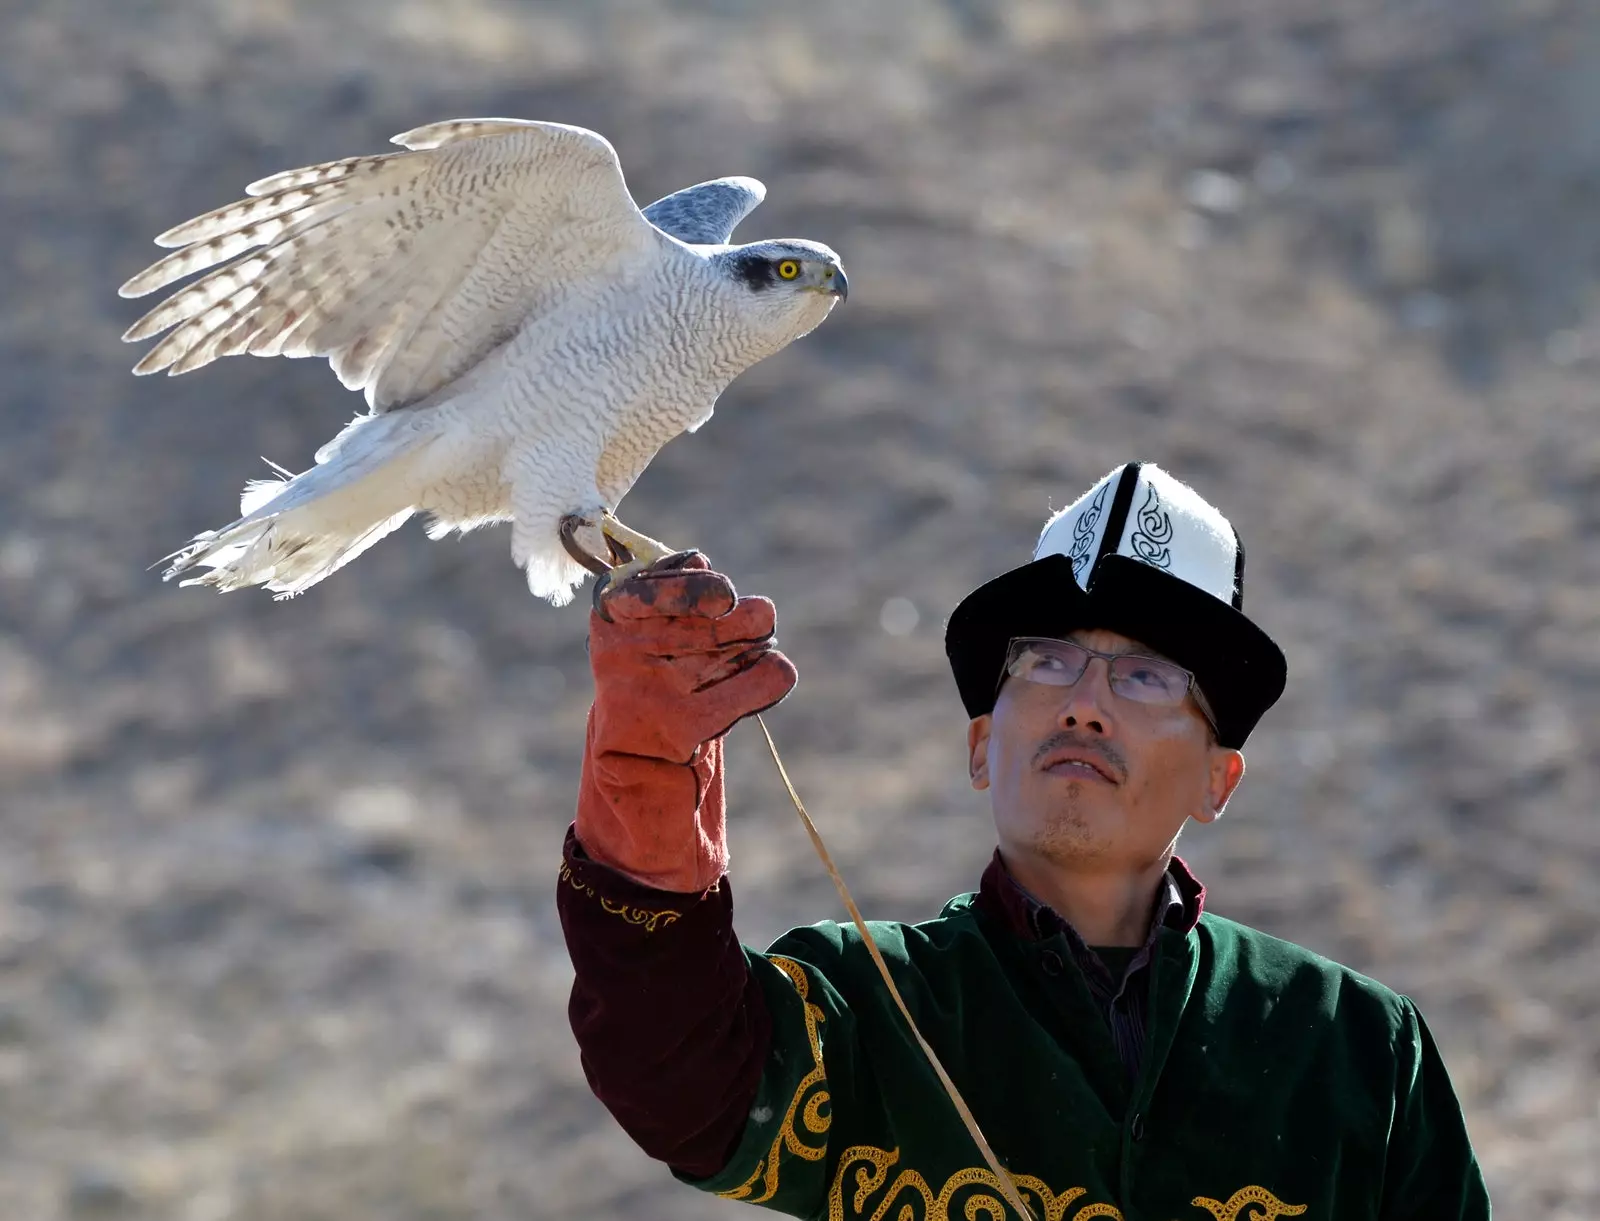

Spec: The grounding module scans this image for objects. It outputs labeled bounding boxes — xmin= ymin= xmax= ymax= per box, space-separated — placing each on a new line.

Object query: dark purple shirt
xmin=975 ymin=850 xmax=1205 ymax=1082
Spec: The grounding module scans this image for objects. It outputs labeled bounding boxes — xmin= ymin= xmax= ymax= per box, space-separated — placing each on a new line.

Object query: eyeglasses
xmin=1002 ymin=636 xmax=1218 ymax=735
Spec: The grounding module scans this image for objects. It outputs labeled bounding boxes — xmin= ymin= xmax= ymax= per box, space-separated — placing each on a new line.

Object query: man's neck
xmin=999 ymin=848 xmax=1171 ymax=947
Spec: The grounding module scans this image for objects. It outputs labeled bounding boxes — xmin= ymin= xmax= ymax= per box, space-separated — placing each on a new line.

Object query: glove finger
xmin=591 ymin=595 xmax=780 ymax=659
xmin=742 ymin=648 xmax=799 ymax=715
xmin=640 ymin=550 xmax=711 ymax=575
xmin=707 ymin=596 xmax=777 ymax=650
xmin=689 ymin=640 xmax=793 ymax=696
xmin=589 ymin=643 xmax=799 ymax=762
xmin=601 ymin=565 xmax=738 ymax=621
xmin=691 ymin=648 xmax=800 ymax=741
xmin=592 ymin=620 xmax=770 ymax=659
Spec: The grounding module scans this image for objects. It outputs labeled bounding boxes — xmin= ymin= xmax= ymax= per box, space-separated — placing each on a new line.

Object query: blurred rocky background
xmin=2 ymin=0 xmax=1597 ymax=1216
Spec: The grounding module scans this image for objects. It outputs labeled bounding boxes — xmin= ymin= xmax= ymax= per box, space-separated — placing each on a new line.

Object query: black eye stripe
xmin=729 ymin=251 xmax=778 ymax=291
xmin=727 ymin=250 xmax=811 ymax=291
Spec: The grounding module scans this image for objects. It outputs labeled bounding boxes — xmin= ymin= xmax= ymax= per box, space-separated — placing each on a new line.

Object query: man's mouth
xmin=1038 ymin=747 xmax=1121 ymax=784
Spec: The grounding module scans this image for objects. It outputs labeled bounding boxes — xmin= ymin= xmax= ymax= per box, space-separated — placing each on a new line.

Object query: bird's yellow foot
xmin=596 ymin=512 xmax=678 ymax=582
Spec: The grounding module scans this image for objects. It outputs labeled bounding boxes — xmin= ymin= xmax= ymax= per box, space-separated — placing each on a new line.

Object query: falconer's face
xmin=967 ymin=627 xmax=1245 ymax=873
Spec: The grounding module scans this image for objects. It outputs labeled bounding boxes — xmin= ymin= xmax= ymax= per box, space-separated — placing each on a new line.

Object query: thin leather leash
xmin=755 ymin=714 xmax=1040 ymax=1221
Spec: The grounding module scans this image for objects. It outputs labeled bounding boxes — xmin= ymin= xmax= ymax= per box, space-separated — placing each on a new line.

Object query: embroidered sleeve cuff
xmin=558 ymin=822 xmax=768 ymax=1179
xmin=560 ymin=823 xmax=715 ymax=932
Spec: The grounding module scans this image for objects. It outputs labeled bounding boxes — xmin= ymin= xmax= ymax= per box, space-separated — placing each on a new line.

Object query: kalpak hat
xmin=944 ymin=462 xmax=1286 ymax=748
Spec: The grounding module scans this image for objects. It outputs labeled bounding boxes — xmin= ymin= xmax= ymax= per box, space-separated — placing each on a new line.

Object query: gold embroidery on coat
xmin=712 ymin=958 xmax=1305 ymax=1221
xmin=1191 ymin=1186 xmax=1308 ymax=1220
xmin=598 ymin=897 xmax=681 ymax=932
xmin=826 ymin=1145 xmax=1116 ymax=1221
xmin=718 ymin=956 xmax=832 ymax=1204
xmin=557 ymin=863 xmax=682 ymax=931
xmin=557 ymin=862 xmax=594 ymax=897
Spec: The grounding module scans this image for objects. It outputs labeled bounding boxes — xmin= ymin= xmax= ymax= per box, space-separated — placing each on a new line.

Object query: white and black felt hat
xmin=944 ymin=461 xmax=1286 ymax=748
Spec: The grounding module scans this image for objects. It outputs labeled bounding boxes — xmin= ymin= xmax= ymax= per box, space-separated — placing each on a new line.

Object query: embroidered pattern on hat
xmin=1128 ymin=486 xmax=1175 ymax=569
xmin=1068 ymin=482 xmax=1109 ymax=581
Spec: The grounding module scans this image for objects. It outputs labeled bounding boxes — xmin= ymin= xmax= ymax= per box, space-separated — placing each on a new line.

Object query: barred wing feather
xmin=119 ymin=119 xmax=663 ymax=411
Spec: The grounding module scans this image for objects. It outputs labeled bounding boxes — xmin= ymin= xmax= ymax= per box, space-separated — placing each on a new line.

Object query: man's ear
xmin=1193 ymin=747 xmax=1245 ymax=824
xmin=967 ymin=716 xmax=993 ymax=791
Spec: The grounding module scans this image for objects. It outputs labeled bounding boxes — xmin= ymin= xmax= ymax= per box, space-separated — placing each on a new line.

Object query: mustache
xmin=1031 ymin=732 xmax=1128 ymax=783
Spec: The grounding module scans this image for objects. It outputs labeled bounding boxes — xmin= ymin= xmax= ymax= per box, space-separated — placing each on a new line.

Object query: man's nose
xmin=1056 ymin=657 xmax=1116 ymax=735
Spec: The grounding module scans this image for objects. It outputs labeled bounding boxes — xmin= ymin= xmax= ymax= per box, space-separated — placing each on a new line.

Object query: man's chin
xmin=1025 ymin=799 xmax=1124 ymax=861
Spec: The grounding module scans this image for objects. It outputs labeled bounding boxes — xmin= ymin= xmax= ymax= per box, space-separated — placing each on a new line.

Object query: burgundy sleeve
xmin=556 ymin=824 xmax=771 ymax=1179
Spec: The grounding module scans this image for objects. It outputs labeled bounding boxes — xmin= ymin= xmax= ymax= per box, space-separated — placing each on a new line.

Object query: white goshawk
xmin=119 ymin=118 xmax=848 ymax=601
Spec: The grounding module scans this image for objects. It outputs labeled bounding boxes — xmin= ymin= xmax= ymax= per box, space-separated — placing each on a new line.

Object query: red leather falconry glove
xmin=575 ymin=553 xmax=797 ymax=893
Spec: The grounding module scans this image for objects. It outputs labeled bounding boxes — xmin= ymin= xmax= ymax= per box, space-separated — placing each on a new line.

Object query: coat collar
xmin=975 ymin=848 xmax=1206 ymax=947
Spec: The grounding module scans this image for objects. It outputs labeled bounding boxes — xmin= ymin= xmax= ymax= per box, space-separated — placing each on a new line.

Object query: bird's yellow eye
xmin=777 ymin=260 xmax=801 ymax=280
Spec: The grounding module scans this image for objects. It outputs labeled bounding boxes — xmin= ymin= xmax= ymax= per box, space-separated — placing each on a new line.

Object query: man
xmin=556 ymin=462 xmax=1491 ymax=1221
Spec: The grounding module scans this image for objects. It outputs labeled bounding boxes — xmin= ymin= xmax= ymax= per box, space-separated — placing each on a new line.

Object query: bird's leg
xmin=593 ymin=510 xmax=690 ymax=608
xmin=598 ymin=511 xmax=678 ymax=576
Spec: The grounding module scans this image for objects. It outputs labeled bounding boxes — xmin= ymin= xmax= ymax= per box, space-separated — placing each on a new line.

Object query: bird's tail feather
xmin=164 ymin=413 xmax=433 ymax=596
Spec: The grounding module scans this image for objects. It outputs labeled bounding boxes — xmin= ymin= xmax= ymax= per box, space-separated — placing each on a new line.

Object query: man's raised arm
xmin=555 ymin=554 xmax=796 ymax=1178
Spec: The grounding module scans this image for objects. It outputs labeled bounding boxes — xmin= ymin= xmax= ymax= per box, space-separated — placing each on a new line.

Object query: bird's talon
xmin=559 ymin=514 xmax=612 ymax=576
xmin=604 ymin=534 xmax=634 ymax=567
xmin=591 ymin=571 xmax=617 ymax=622
xmin=566 ymin=510 xmax=683 ymax=620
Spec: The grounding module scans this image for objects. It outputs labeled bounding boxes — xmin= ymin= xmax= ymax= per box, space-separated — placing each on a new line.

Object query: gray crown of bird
xmin=120 ymin=118 xmax=848 ymax=601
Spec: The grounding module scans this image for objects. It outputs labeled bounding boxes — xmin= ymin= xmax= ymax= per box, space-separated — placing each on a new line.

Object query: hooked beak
xmin=824 ymin=265 xmax=848 ymax=303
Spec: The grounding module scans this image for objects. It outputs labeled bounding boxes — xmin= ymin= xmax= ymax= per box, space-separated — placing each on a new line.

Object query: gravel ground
xmin=3 ymin=1 xmax=1597 ymax=1217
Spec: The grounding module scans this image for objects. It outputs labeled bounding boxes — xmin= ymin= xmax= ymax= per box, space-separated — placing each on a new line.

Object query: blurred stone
xmin=128 ymin=890 xmax=244 ymax=950
xmin=0 ymin=533 xmax=41 ymax=582
xmin=338 ymin=835 xmax=419 ymax=880
xmin=413 ymin=622 xmax=479 ymax=671
xmin=1545 ymin=329 xmax=1585 ymax=366
xmin=525 ymin=663 xmax=568 ymax=704
xmin=208 ymin=628 xmax=291 ymax=703
xmin=1119 ymin=307 xmax=1168 ymax=351
xmin=1183 ymin=169 xmax=1246 ymax=215
xmin=66 ymin=1166 xmax=137 ymax=1216
xmin=879 ymin=596 xmax=919 ymax=636
xmin=0 ymin=1006 xmax=28 ymax=1046
xmin=1399 ymin=291 xmax=1451 ymax=331
xmin=333 ymin=784 xmax=421 ymax=837
xmin=1172 ymin=210 xmax=1209 ymax=250
xmin=131 ymin=759 xmax=203 ymax=817
xmin=1254 ymin=152 xmax=1296 ymax=194
xmin=1374 ymin=199 xmax=1432 ymax=288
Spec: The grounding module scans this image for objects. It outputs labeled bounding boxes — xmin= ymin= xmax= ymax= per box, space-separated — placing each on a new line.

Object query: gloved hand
xmin=574 ymin=552 xmax=797 ymax=893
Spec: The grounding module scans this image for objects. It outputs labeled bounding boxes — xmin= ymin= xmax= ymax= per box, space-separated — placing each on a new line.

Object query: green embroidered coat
xmin=682 ymin=893 xmax=1489 ymax=1221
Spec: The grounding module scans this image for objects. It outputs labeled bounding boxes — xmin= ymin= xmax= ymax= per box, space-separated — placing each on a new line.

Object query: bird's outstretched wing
xmin=120 ymin=119 xmax=663 ymax=411
xmin=642 ymin=176 xmax=765 ymax=246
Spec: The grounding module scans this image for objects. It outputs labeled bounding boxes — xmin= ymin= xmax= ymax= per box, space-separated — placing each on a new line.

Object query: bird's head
xmin=714 ymin=239 xmax=848 ymax=343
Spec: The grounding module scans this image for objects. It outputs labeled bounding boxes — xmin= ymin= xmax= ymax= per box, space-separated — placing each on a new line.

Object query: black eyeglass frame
xmin=998 ymin=635 xmax=1220 ymax=738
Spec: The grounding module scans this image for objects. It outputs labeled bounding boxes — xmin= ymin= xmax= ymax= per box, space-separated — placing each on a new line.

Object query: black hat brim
xmin=944 ymin=554 xmax=1285 ymax=749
